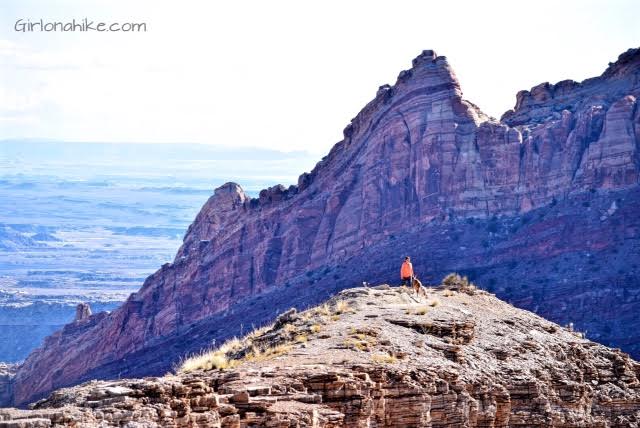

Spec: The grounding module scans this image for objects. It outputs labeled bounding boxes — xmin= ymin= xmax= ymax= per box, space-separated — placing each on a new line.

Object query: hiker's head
xmin=404 ymin=256 xmax=410 ymax=262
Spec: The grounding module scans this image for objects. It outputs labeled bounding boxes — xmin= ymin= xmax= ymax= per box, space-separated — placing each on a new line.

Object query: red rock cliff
xmin=11 ymin=48 xmax=640 ymax=406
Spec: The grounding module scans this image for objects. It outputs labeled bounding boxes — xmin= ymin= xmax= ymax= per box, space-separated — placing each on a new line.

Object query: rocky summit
xmin=1 ymin=283 xmax=639 ymax=427
xmin=8 ymin=47 xmax=640 ymax=407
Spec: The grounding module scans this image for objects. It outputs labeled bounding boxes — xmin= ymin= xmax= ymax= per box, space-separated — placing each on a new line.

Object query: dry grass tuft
xmin=344 ymin=328 xmax=378 ymax=352
xmin=310 ymin=324 xmax=322 ymax=334
xmin=179 ymin=320 xmax=280 ymax=373
xmin=442 ymin=273 xmax=478 ymax=294
xmin=179 ymin=349 xmax=235 ymax=373
xmin=314 ymin=304 xmax=331 ymax=317
xmin=283 ymin=323 xmax=297 ymax=334
xmin=245 ymin=344 xmax=292 ymax=362
xmin=415 ymin=306 xmax=429 ymax=315
xmin=343 ymin=338 xmax=369 ymax=352
xmin=295 ymin=334 xmax=308 ymax=343
xmin=428 ymin=299 xmax=440 ymax=307
xmin=334 ymin=300 xmax=351 ymax=315
xmin=246 ymin=323 xmax=274 ymax=340
xmin=243 ymin=346 xmax=262 ymax=362
xmin=371 ymin=353 xmax=397 ymax=364
xmin=217 ymin=337 xmax=242 ymax=354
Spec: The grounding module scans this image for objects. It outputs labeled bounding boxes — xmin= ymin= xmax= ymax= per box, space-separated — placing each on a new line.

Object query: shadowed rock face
xmin=2 ymin=286 xmax=640 ymax=426
xmin=10 ymin=48 xmax=640 ymax=406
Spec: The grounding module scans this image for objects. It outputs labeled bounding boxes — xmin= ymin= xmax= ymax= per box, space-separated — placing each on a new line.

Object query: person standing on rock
xmin=400 ymin=256 xmax=414 ymax=287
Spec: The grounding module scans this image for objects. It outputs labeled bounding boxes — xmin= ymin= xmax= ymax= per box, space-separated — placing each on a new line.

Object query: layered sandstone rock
xmin=10 ymin=48 xmax=640 ymax=406
xmin=2 ymin=286 xmax=640 ymax=427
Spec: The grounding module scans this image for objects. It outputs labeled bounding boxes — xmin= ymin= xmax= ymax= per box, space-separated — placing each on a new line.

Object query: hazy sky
xmin=1 ymin=0 xmax=639 ymax=154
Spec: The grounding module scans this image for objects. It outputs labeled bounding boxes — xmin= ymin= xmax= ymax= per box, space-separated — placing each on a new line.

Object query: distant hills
xmin=0 ymin=141 xmax=317 ymax=363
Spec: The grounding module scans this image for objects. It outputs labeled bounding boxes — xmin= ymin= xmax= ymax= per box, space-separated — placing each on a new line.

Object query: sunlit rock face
xmin=11 ymin=47 xmax=640 ymax=406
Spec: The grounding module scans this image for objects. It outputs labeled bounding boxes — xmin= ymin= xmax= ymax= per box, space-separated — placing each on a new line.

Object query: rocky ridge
xmin=1 ymin=283 xmax=640 ymax=427
xmin=9 ymin=48 xmax=640 ymax=406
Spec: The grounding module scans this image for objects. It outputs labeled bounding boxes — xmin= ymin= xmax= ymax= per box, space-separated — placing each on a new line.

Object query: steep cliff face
xmin=11 ymin=48 xmax=640 ymax=406
xmin=2 ymin=285 xmax=640 ymax=426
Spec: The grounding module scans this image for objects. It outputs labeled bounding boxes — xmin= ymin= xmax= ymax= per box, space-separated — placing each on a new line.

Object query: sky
xmin=1 ymin=0 xmax=639 ymax=155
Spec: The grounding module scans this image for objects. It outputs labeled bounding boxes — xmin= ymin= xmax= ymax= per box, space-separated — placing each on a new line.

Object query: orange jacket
xmin=400 ymin=261 xmax=413 ymax=279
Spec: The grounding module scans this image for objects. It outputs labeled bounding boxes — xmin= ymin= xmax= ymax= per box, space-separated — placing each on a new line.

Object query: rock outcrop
xmin=2 ymin=286 xmax=640 ymax=426
xmin=74 ymin=304 xmax=91 ymax=323
xmin=0 ymin=364 xmax=16 ymax=410
xmin=10 ymin=48 xmax=640 ymax=406
xmin=0 ymin=289 xmax=125 ymax=365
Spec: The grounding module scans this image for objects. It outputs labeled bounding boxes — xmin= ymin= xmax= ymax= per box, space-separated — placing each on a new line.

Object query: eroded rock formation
xmin=2 ymin=286 xmax=639 ymax=426
xmin=74 ymin=304 xmax=91 ymax=323
xmin=10 ymin=48 xmax=640 ymax=406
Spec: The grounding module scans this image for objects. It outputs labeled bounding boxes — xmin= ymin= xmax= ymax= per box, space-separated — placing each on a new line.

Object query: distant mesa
xmin=30 ymin=232 xmax=61 ymax=242
xmin=0 ymin=227 xmax=44 ymax=250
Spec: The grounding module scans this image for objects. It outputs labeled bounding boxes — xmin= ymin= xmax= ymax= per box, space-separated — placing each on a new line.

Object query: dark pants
xmin=401 ymin=276 xmax=412 ymax=286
